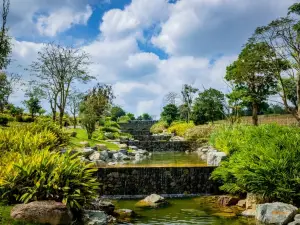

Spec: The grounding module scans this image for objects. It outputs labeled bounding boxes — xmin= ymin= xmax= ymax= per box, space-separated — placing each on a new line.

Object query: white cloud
xmin=100 ymin=0 xmax=169 ymax=39
xmin=36 ymin=5 xmax=92 ymax=37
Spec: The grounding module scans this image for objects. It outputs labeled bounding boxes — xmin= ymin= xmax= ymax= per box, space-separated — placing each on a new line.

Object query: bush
xmin=184 ymin=125 xmax=214 ymax=144
xmin=150 ymin=121 xmax=168 ymax=134
xmin=0 ymin=121 xmax=69 ymax=154
xmin=104 ymin=120 xmax=120 ymax=129
xmin=118 ymin=115 xmax=130 ymax=123
xmin=211 ymin=124 xmax=300 ymax=204
xmin=0 ymin=149 xmax=99 ymax=210
xmin=167 ymin=121 xmax=195 ymax=137
xmin=101 ymin=126 xmax=120 ymax=133
xmin=0 ymin=114 xmax=9 ymax=126
xmin=22 ymin=116 xmax=35 ymax=123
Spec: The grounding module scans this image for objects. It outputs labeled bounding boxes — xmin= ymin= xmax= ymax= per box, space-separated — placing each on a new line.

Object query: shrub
xmin=0 ymin=121 xmax=69 ymax=154
xmin=150 ymin=121 xmax=168 ymax=134
xmin=118 ymin=115 xmax=130 ymax=123
xmin=0 ymin=114 xmax=9 ymax=126
xmin=104 ymin=120 xmax=120 ymax=129
xmin=22 ymin=115 xmax=35 ymax=123
xmin=167 ymin=121 xmax=195 ymax=137
xmin=0 ymin=149 xmax=99 ymax=210
xmin=184 ymin=125 xmax=214 ymax=144
xmin=101 ymin=126 xmax=120 ymax=133
xmin=211 ymin=124 xmax=300 ymax=204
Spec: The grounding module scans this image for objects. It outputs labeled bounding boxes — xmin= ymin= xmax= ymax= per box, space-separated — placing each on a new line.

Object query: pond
xmin=114 ymin=197 xmax=256 ymax=225
xmin=108 ymin=152 xmax=207 ymax=168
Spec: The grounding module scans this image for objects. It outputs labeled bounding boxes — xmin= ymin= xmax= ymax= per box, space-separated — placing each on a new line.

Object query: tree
xmin=80 ymin=84 xmax=114 ymax=139
xmin=181 ymin=84 xmax=198 ymax=123
xmin=111 ymin=106 xmax=126 ymax=121
xmin=0 ymin=72 xmax=20 ymax=112
xmin=251 ymin=6 xmax=300 ymax=124
xmin=30 ymin=43 xmax=93 ymax=128
xmin=163 ymin=92 xmax=180 ymax=106
xmin=68 ymin=90 xmax=84 ymax=129
xmin=38 ymin=108 xmax=46 ymax=116
xmin=137 ymin=113 xmax=152 ymax=120
xmin=161 ymin=104 xmax=179 ymax=125
xmin=126 ymin=113 xmax=135 ymax=120
xmin=192 ymin=88 xmax=225 ymax=125
xmin=23 ymin=94 xmax=42 ymax=119
xmin=0 ymin=0 xmax=11 ymax=70
xmin=9 ymin=105 xmax=24 ymax=117
xmin=225 ymin=43 xmax=278 ymax=125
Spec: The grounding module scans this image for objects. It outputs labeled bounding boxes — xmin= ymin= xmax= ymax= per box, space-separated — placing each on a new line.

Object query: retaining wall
xmin=98 ymin=166 xmax=218 ymax=195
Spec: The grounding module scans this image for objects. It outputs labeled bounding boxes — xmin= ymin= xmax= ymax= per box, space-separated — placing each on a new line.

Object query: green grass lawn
xmin=68 ymin=128 xmax=120 ymax=150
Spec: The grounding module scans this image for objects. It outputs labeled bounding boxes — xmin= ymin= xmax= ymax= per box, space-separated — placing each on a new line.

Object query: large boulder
xmin=80 ymin=141 xmax=90 ymax=147
xmin=85 ymin=199 xmax=115 ymax=215
xmin=207 ymin=151 xmax=226 ymax=166
xmin=89 ymin=151 xmax=101 ymax=161
xmin=95 ymin=160 xmax=106 ymax=167
xmin=256 ymin=202 xmax=298 ymax=225
xmin=114 ymin=209 xmax=136 ymax=219
xmin=170 ymin=136 xmax=185 ymax=141
xmin=112 ymin=152 xmax=130 ymax=161
xmin=83 ymin=210 xmax=107 ymax=225
xmin=135 ymin=194 xmax=169 ymax=208
xmin=99 ymin=150 xmax=109 ymax=161
xmin=11 ymin=201 xmax=73 ymax=225
xmin=82 ymin=148 xmax=95 ymax=157
xmin=119 ymin=144 xmax=128 ymax=150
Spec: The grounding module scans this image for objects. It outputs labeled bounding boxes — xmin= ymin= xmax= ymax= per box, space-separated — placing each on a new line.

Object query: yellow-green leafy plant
xmin=167 ymin=121 xmax=195 ymax=137
xmin=184 ymin=125 xmax=214 ymax=144
xmin=0 ymin=149 xmax=99 ymax=210
xmin=150 ymin=120 xmax=168 ymax=134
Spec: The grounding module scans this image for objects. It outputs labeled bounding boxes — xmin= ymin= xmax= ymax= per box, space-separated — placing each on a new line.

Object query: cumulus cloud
xmin=6 ymin=0 xmax=300 ymax=116
xmin=36 ymin=5 xmax=92 ymax=37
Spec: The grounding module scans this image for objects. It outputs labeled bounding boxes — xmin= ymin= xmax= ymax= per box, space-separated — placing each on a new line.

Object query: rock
xmin=96 ymin=144 xmax=107 ymax=151
xmin=128 ymin=150 xmax=136 ymax=156
xmin=135 ymin=194 xmax=169 ymax=208
xmin=288 ymin=222 xmax=300 ymax=225
xmin=170 ymin=136 xmax=185 ymax=141
xmin=107 ymin=150 xmax=117 ymax=158
xmin=294 ymin=214 xmax=300 ymax=221
xmin=80 ymin=157 xmax=91 ymax=164
xmin=180 ymin=209 xmax=207 ymax=217
xmin=237 ymin=200 xmax=246 ymax=208
xmin=114 ymin=209 xmax=136 ymax=219
xmin=218 ymin=195 xmax=240 ymax=207
xmin=99 ymin=150 xmax=109 ymax=161
xmin=119 ymin=149 xmax=128 ymax=155
xmin=82 ymin=148 xmax=95 ymax=157
xmin=201 ymin=154 xmax=207 ymax=161
xmin=256 ymin=202 xmax=298 ymax=225
xmin=207 ymin=151 xmax=226 ymax=166
xmin=89 ymin=151 xmax=101 ymax=161
xmin=85 ymin=199 xmax=115 ymax=215
xmin=95 ymin=160 xmax=106 ymax=167
xmin=246 ymin=193 xmax=268 ymax=210
xmin=11 ymin=201 xmax=73 ymax=225
xmin=80 ymin=141 xmax=90 ymax=147
xmin=129 ymin=146 xmax=138 ymax=151
xmin=113 ymin=152 xmax=129 ymax=161
xmin=119 ymin=144 xmax=128 ymax=150
xmin=108 ymin=162 xmax=117 ymax=166
xmin=83 ymin=210 xmax=107 ymax=225
xmin=136 ymin=149 xmax=149 ymax=155
xmin=241 ymin=209 xmax=256 ymax=217
xmin=107 ymin=215 xmax=117 ymax=224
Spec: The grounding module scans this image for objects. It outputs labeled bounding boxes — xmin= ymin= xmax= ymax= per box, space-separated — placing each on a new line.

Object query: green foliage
xmin=184 ymin=125 xmax=214 ymax=144
xmin=110 ymin=106 xmax=126 ymax=121
xmin=101 ymin=126 xmax=120 ymax=133
xmin=0 ymin=114 xmax=9 ymax=126
xmin=104 ymin=120 xmax=120 ymax=129
xmin=80 ymin=112 xmax=98 ymax=140
xmin=9 ymin=106 xmax=24 ymax=117
xmin=167 ymin=121 xmax=195 ymax=137
xmin=23 ymin=95 xmax=42 ymax=119
xmin=137 ymin=113 xmax=152 ymax=120
xmin=161 ymin=104 xmax=179 ymax=125
xmin=181 ymin=84 xmax=198 ymax=123
xmin=211 ymin=124 xmax=300 ymax=204
xmin=192 ymin=88 xmax=225 ymax=125
xmin=0 ymin=149 xmax=99 ymax=210
xmin=150 ymin=121 xmax=169 ymax=134
xmin=126 ymin=113 xmax=135 ymax=120
xmin=118 ymin=115 xmax=130 ymax=123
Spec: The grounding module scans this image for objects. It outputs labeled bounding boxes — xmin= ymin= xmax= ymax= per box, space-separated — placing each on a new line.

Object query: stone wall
xmin=131 ymin=135 xmax=172 ymax=142
xmin=121 ymin=140 xmax=192 ymax=152
xmin=98 ymin=167 xmax=218 ymax=195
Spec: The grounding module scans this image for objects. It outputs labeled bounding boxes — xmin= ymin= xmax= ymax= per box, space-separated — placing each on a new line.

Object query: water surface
xmin=114 ymin=198 xmax=255 ymax=225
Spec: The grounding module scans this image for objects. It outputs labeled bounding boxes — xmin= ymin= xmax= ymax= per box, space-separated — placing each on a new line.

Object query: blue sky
xmin=6 ymin=0 xmax=298 ymax=117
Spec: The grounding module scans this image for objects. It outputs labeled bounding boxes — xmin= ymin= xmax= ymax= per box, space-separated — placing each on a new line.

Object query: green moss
xmin=0 ymin=204 xmax=39 ymax=225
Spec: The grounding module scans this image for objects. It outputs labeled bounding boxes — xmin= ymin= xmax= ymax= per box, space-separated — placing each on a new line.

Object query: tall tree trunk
xmin=73 ymin=113 xmax=76 ymax=129
xmin=59 ymin=109 xmax=64 ymax=128
xmin=252 ymin=102 xmax=258 ymax=126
